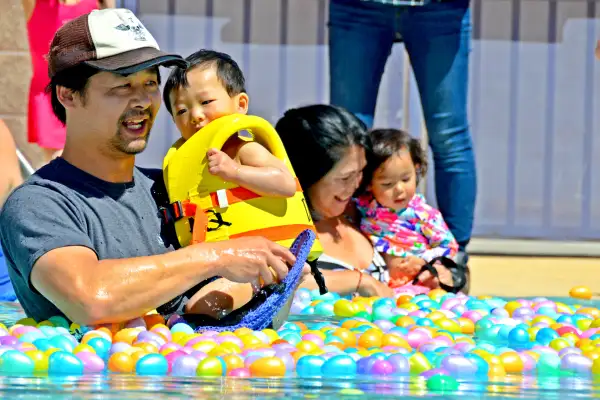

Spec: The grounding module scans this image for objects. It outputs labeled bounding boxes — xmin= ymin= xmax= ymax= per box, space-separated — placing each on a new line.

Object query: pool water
xmin=0 ymin=297 xmax=599 ymax=399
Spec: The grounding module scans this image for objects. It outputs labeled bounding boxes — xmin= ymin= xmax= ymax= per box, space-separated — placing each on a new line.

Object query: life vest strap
xmin=207 ymin=178 xmax=303 ymax=209
xmin=230 ymin=224 xmax=317 ymax=243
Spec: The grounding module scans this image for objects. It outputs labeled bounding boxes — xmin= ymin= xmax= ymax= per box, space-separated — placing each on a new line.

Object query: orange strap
xmin=229 ymin=224 xmax=316 ymax=242
xmin=191 ymin=207 xmax=208 ymax=244
xmin=208 ymin=179 xmax=303 ymax=208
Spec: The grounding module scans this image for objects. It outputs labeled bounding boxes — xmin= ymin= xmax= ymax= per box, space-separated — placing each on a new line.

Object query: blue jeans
xmin=0 ymin=245 xmax=16 ymax=302
xmin=329 ymin=0 xmax=476 ymax=250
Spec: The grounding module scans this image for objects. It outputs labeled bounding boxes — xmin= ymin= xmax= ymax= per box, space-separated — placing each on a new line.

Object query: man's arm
xmin=0 ymin=186 xmax=294 ymax=325
xmin=31 ymin=237 xmax=293 ymax=325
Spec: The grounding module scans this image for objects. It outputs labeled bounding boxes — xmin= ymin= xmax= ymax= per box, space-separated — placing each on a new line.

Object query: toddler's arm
xmin=418 ymin=207 xmax=459 ymax=261
xmin=207 ymin=141 xmax=296 ymax=198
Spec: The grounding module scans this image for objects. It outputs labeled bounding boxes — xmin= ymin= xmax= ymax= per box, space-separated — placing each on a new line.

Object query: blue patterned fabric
xmin=177 ymin=229 xmax=316 ymax=333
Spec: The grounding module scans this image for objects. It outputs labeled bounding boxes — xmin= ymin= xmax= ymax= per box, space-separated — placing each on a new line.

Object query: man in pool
xmin=0 ymin=8 xmax=296 ymax=325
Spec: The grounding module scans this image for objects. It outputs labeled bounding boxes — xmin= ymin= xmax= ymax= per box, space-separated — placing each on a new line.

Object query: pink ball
xmin=462 ymin=310 xmax=483 ymax=323
xmin=76 ymin=352 xmax=105 ymax=373
xmin=190 ymin=351 xmax=207 ymax=360
xmin=406 ymin=330 xmax=429 ymax=349
xmin=519 ymin=352 xmax=536 ymax=372
xmin=151 ymin=327 xmax=171 ymax=342
xmin=441 ymin=298 xmax=461 ymax=311
xmin=581 ymin=328 xmax=600 ymax=339
xmin=301 ymin=334 xmax=324 ymax=347
xmin=228 ymin=367 xmax=251 ymax=378
xmin=370 ymin=359 xmax=394 ymax=375
xmin=12 ymin=326 xmax=37 ymax=338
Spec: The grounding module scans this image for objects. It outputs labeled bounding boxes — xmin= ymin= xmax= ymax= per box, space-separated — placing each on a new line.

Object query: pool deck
xmin=469 ymin=256 xmax=600 ymax=297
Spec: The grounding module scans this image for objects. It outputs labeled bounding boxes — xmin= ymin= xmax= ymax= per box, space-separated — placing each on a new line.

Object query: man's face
xmin=74 ymin=69 xmax=161 ymax=156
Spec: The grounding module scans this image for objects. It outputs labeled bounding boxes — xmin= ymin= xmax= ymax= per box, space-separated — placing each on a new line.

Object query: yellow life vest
xmin=161 ymin=114 xmax=323 ymax=261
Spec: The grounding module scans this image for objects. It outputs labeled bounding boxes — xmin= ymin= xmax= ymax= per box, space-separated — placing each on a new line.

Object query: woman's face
xmin=308 ymin=145 xmax=366 ymax=219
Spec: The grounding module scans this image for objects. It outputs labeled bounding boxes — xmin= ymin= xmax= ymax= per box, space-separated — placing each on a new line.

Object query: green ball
xmin=355 ymin=311 xmax=372 ymax=321
xmin=426 ymin=374 xmax=460 ymax=392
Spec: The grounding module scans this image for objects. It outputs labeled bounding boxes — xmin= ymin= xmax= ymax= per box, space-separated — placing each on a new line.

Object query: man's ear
xmin=56 ymin=85 xmax=78 ymax=110
xmin=236 ymin=92 xmax=249 ymax=115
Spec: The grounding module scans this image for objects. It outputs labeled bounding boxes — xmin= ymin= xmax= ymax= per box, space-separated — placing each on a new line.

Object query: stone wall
xmin=0 ymin=0 xmax=41 ymax=170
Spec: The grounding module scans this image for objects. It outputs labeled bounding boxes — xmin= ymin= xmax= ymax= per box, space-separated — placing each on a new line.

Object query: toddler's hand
xmin=207 ymin=148 xmax=240 ymax=182
xmin=389 ymin=256 xmax=426 ymax=282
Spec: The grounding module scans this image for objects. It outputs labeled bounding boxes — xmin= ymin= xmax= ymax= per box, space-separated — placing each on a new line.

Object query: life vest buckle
xmin=159 ymin=201 xmax=184 ymax=225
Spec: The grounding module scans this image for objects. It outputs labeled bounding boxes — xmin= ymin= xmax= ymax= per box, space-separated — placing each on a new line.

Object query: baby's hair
xmin=364 ymin=128 xmax=428 ymax=188
xmin=162 ymin=49 xmax=247 ymax=115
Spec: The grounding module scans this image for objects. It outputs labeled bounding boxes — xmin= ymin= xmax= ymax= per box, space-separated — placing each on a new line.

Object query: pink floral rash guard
xmin=355 ymin=193 xmax=458 ymax=263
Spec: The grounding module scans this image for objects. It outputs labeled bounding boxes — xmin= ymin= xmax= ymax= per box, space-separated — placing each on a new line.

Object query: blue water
xmin=0 ymin=300 xmax=598 ymax=399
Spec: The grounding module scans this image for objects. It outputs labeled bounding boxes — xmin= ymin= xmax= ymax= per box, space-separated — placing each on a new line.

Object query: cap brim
xmin=84 ymin=47 xmax=188 ymax=75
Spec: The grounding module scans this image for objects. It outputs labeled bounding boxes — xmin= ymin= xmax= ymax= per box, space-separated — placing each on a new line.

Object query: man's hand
xmin=207 ymin=148 xmax=241 ymax=182
xmin=206 ymin=237 xmax=296 ymax=288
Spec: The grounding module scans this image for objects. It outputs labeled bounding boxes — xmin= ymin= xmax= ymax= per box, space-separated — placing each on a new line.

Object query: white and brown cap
xmin=48 ymin=8 xmax=187 ymax=78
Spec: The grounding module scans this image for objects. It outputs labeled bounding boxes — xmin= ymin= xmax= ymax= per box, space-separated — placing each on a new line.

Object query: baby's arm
xmin=418 ymin=207 xmax=459 ymax=261
xmin=207 ymin=140 xmax=296 ymax=198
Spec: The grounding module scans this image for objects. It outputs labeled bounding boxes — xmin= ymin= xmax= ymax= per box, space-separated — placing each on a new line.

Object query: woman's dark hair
xmin=275 ymin=104 xmax=369 ymax=193
xmin=47 ymin=65 xmax=162 ymax=125
xmin=364 ymin=128 xmax=428 ymax=188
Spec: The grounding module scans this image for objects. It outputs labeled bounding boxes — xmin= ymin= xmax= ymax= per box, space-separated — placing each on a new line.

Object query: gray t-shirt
xmin=0 ymin=158 xmax=173 ymax=322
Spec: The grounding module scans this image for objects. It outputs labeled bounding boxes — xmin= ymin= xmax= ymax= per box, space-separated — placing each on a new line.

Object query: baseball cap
xmin=48 ymin=8 xmax=188 ymax=78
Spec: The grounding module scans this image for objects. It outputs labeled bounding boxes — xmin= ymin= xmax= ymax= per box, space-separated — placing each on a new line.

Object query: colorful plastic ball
xmin=296 ymin=355 xmax=325 ymax=378
xmin=507 ymin=326 xmax=530 ymax=348
xmin=321 ymin=355 xmax=357 ymax=377
xmin=441 ymin=355 xmax=478 ymax=376
xmin=570 ymin=286 xmax=593 ymax=300
xmin=86 ymin=337 xmax=111 ymax=360
xmin=561 ymin=353 xmax=592 ymax=374
xmin=196 ymin=356 xmax=225 ymax=377
xmin=249 ymin=356 xmax=286 ymax=377
xmin=426 ymin=374 xmax=460 ymax=392
xmin=171 ymin=354 xmax=200 ymax=377
xmin=48 ymin=351 xmax=84 ymax=375
xmin=108 ymin=352 xmax=134 ymax=373
xmin=136 ymin=353 xmax=168 ymax=376
xmin=0 ymin=349 xmax=35 ymax=375
xmin=75 ymin=352 xmax=105 ymax=373
xmin=370 ymin=359 xmax=394 ymax=375
xmin=228 ymin=367 xmax=251 ymax=378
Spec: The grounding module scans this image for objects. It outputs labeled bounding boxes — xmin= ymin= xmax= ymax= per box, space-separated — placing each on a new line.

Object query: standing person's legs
xmin=400 ymin=0 xmax=476 ymax=255
xmin=328 ymin=0 xmax=396 ymax=128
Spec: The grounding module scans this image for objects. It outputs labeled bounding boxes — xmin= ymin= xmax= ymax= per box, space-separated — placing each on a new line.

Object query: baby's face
xmin=370 ymin=147 xmax=418 ymax=211
xmin=169 ymin=65 xmax=248 ymax=140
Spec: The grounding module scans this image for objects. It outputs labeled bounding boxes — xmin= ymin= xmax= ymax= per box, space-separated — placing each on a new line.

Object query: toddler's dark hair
xmin=162 ymin=49 xmax=246 ymax=115
xmin=363 ymin=128 xmax=428 ymax=188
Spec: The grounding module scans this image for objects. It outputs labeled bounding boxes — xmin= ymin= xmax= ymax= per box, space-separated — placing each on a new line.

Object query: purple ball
xmin=386 ymin=354 xmax=410 ymax=375
xmin=76 ymin=352 xmax=105 ymax=373
xmin=391 ymin=308 xmax=409 ymax=316
xmin=450 ymin=305 xmax=467 ymax=316
xmin=512 ymin=307 xmax=534 ymax=318
xmin=166 ymin=314 xmax=184 ymax=328
xmin=561 ymin=354 xmax=593 ymax=374
xmin=559 ymin=347 xmax=581 ymax=358
xmin=135 ymin=331 xmax=166 ymax=347
xmin=273 ymin=343 xmax=296 ymax=353
xmin=279 ymin=352 xmax=296 ymax=372
xmin=357 ymin=356 xmax=378 ymax=374
xmin=421 ymin=368 xmax=450 ymax=379
xmin=244 ymin=354 xmax=262 ymax=369
xmin=0 ymin=336 xmax=18 ymax=346
xmin=440 ymin=355 xmax=478 ymax=376
xmin=370 ymin=359 xmax=394 ymax=375
xmin=171 ymin=355 xmax=200 ymax=376
xmin=491 ymin=308 xmax=510 ymax=318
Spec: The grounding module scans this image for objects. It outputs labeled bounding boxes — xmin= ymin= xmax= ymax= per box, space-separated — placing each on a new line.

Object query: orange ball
xmin=249 ymin=357 xmax=286 ymax=377
xmin=357 ymin=329 xmax=383 ymax=349
xmin=113 ymin=329 xmax=141 ymax=345
xmin=332 ymin=328 xmax=357 ymax=347
xmin=457 ymin=318 xmax=475 ymax=334
xmin=570 ymin=286 xmax=593 ymax=300
xmin=222 ymin=354 xmax=245 ymax=371
xmin=396 ymin=295 xmax=413 ymax=306
xmin=108 ymin=352 xmax=134 ymax=373
xmin=395 ymin=316 xmax=415 ymax=328
xmin=500 ymin=352 xmax=524 ymax=373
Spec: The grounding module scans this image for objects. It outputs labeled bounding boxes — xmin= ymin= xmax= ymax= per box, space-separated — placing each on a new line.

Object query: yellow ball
xmin=504 ymin=301 xmax=522 ymax=316
xmin=73 ymin=344 xmax=96 ymax=355
xmin=25 ymin=350 xmax=48 ymax=372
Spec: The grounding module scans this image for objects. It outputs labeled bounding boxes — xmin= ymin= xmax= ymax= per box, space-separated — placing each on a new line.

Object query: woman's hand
xmin=387 ymin=254 xmax=426 ymax=283
xmin=359 ymin=274 xmax=395 ymax=298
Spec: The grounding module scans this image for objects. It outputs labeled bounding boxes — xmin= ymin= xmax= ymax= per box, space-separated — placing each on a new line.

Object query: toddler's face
xmin=370 ymin=147 xmax=418 ymax=211
xmin=169 ymin=65 xmax=248 ymax=140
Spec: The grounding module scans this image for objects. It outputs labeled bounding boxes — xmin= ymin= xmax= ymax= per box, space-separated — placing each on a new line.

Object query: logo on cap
xmin=115 ymin=18 xmax=148 ymax=42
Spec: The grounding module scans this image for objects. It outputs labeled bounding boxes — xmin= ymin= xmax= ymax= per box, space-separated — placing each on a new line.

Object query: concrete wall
xmin=0 ymin=0 xmax=41 ymax=169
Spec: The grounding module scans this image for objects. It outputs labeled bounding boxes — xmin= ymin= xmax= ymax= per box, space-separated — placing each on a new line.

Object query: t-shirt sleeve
xmin=0 ymin=184 xmax=96 ymax=291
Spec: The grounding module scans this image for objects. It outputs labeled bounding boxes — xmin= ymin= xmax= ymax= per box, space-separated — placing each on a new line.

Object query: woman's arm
xmin=300 ymin=269 xmax=394 ymax=298
xmin=0 ymin=120 xmax=23 ymax=208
